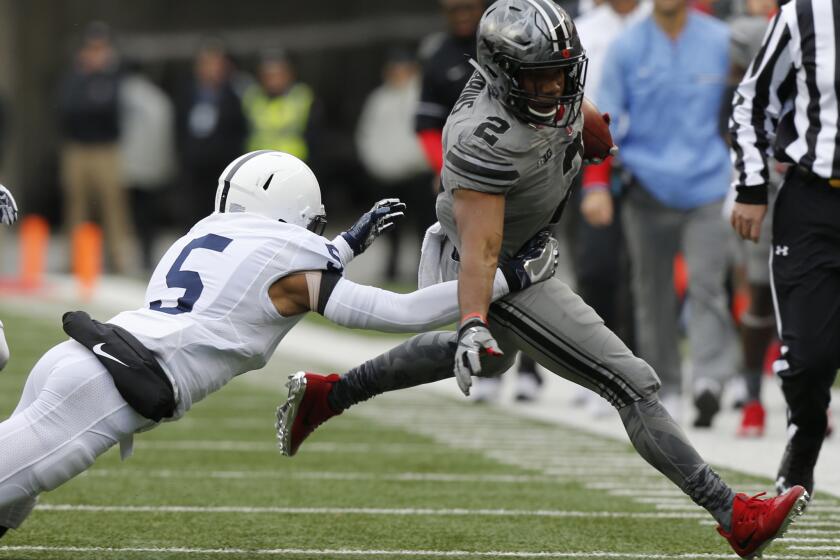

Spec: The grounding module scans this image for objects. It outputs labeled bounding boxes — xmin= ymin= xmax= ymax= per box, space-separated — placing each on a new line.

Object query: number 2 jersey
xmin=436 ymin=71 xmax=584 ymax=261
xmin=108 ymin=212 xmax=343 ymax=418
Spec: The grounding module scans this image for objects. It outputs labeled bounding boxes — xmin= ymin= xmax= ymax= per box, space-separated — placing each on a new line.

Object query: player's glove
xmin=453 ymin=314 xmax=503 ymax=397
xmin=499 ymin=230 xmax=560 ymax=292
xmin=339 ymin=198 xmax=406 ymax=257
xmin=0 ymin=184 xmax=18 ymax=226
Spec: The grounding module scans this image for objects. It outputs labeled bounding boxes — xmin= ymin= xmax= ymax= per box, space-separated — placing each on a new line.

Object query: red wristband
xmin=461 ymin=312 xmax=486 ymax=325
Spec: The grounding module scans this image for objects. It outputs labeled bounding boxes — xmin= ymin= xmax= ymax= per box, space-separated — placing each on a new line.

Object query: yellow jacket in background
xmin=243 ymin=83 xmax=313 ymax=161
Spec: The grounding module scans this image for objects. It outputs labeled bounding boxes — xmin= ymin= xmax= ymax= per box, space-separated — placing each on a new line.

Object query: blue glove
xmin=0 ymin=185 xmax=18 ymax=226
xmin=499 ymin=230 xmax=560 ymax=291
xmin=340 ymin=198 xmax=406 ymax=256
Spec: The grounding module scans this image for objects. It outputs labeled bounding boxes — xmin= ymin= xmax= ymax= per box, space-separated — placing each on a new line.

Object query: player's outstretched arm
xmin=329 ymin=198 xmax=405 ymax=267
xmin=268 ymin=232 xmax=558 ymax=332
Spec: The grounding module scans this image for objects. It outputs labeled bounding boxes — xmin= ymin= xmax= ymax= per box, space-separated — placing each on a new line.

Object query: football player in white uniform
xmin=0 ymin=184 xmax=19 ymax=371
xmin=0 ymin=150 xmax=559 ymax=538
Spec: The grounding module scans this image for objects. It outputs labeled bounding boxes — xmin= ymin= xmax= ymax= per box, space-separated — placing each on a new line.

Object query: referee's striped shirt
xmin=730 ymin=0 xmax=840 ymax=203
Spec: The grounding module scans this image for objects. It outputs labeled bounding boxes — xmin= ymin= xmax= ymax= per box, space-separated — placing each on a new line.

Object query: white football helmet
xmin=214 ymin=150 xmax=327 ymax=234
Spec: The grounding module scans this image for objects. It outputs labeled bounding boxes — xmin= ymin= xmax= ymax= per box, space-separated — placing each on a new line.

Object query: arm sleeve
xmin=582 ymin=159 xmax=612 ymax=191
xmin=321 ymin=269 xmax=510 ymax=333
xmin=417 ymin=129 xmax=444 ymax=173
xmin=730 ymin=11 xmax=793 ymax=203
xmin=442 ymin=132 xmax=520 ymax=195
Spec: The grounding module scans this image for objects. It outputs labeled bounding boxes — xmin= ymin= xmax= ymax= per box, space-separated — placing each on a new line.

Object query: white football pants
xmin=0 ymin=340 xmax=151 ymax=529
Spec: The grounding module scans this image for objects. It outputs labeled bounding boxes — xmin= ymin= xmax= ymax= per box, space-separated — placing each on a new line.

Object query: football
xmin=582 ymin=97 xmax=616 ymax=161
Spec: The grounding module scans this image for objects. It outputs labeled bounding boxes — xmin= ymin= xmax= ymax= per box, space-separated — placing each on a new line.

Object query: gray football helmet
xmin=476 ymin=0 xmax=587 ymax=127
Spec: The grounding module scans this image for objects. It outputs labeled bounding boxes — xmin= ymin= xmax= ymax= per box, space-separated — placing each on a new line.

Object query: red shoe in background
xmin=276 ymin=371 xmax=341 ymax=457
xmin=717 ymin=486 xmax=808 ymax=558
xmin=738 ymin=400 xmax=766 ymax=438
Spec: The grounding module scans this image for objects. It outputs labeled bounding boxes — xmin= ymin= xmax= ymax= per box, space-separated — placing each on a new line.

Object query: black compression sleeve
xmin=316 ymin=271 xmax=343 ymax=315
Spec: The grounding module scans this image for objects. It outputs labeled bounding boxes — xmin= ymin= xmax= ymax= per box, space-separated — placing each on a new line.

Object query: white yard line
xmin=135 ymin=440 xmax=444 ymax=453
xmin=85 ymin=469 xmax=557 ymax=484
xmin=0 ymin=546 xmax=835 ymax=559
xmin=34 ymin=504 xmax=709 ymax=519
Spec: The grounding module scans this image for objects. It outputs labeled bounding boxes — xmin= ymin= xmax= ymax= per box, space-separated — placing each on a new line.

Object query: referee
xmin=730 ymin=0 xmax=840 ymax=498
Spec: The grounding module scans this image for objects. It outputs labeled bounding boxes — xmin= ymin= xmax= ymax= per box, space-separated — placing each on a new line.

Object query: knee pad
xmin=625 ymin=358 xmax=661 ymax=402
xmin=32 ymin=442 xmax=96 ymax=492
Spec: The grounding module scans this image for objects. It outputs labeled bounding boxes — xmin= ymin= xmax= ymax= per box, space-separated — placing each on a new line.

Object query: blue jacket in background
xmin=597 ymin=12 xmax=731 ymax=210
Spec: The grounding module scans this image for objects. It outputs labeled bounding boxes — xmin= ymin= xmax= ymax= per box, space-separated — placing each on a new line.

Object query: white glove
xmin=453 ymin=315 xmax=503 ymax=396
xmin=0 ymin=185 xmax=18 ymax=226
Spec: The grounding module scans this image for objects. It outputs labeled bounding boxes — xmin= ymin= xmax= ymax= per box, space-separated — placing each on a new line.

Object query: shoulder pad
xmin=443 ymin=116 xmax=521 ymax=194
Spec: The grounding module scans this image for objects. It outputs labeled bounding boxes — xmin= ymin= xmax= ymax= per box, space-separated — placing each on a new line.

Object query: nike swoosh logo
xmin=736 ymin=529 xmax=757 ymax=550
xmin=93 ymin=343 xmax=129 ymax=367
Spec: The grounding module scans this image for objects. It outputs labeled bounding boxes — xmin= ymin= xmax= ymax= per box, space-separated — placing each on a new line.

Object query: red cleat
xmin=738 ymin=400 xmax=766 ymax=438
xmin=717 ymin=486 xmax=808 ymax=558
xmin=276 ymin=371 xmax=341 ymax=457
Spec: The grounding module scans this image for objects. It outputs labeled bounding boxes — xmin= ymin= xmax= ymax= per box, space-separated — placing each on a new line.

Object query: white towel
xmin=418 ymin=222 xmax=447 ymax=289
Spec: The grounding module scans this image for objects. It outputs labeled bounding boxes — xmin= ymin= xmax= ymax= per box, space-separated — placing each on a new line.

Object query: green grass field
xmin=0 ymin=309 xmax=836 ymax=559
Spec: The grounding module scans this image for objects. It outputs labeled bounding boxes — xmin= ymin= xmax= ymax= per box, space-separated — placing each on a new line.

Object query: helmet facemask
xmin=305 ymin=209 xmax=327 ymax=236
xmin=497 ymin=52 xmax=587 ymax=128
xmin=476 ymin=0 xmax=588 ymax=129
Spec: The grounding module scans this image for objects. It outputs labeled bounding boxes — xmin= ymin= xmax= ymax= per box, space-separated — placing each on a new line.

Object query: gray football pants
xmin=486 ymin=278 xmax=658 ymax=406
xmin=0 ymin=340 xmax=150 ymax=529
xmin=622 ymin=185 xmax=740 ymax=396
xmin=331 ymin=278 xmax=735 ymax=527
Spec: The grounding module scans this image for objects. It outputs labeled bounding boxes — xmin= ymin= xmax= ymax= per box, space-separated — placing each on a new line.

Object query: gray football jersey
xmin=437 ymin=71 xmax=583 ymax=260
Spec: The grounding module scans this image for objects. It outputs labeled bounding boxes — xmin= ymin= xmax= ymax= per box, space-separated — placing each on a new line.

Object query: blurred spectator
xmin=576 ymin=0 xmax=650 ymax=339
xmin=119 ymin=67 xmax=176 ymax=272
xmin=356 ymin=49 xmax=432 ymax=281
xmin=577 ymin=0 xmax=608 ymax=16
xmin=571 ymin=0 xmax=650 ymax=415
xmin=175 ymin=39 xmax=247 ymax=228
xmin=598 ymin=0 xmax=738 ymax=426
xmin=58 ymin=22 xmax=134 ymax=275
xmin=414 ymin=0 xmax=484 ymax=175
xmin=243 ymin=50 xmax=321 ymax=163
xmin=725 ymin=0 xmax=780 ymax=438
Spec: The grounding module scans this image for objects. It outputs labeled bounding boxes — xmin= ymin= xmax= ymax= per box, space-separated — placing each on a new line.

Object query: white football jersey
xmin=109 ymin=212 xmax=342 ymax=418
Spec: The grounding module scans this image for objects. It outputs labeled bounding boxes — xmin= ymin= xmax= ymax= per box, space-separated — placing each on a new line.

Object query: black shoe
xmin=693 ymin=389 xmax=720 ymax=428
xmin=0 ymin=526 xmax=7 ymax=539
xmin=776 ymin=440 xmax=819 ymax=497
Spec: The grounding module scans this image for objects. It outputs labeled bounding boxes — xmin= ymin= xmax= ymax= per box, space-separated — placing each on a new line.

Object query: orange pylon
xmin=72 ymin=222 xmax=102 ymax=300
xmin=18 ymin=215 xmax=49 ymax=290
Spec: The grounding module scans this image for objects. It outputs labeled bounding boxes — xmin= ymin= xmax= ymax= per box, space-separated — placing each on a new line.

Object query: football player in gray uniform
xmin=279 ymin=1 xmax=807 ymax=557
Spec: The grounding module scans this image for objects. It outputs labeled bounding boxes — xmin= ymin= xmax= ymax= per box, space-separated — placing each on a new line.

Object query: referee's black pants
xmin=771 ymin=168 xmax=840 ymax=487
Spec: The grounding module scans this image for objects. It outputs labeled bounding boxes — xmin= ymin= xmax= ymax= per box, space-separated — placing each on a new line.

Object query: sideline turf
xmin=0 ymin=309 xmax=832 ymax=560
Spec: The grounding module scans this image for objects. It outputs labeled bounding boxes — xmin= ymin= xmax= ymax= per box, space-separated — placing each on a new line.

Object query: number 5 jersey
xmin=109 ymin=212 xmax=343 ymax=418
